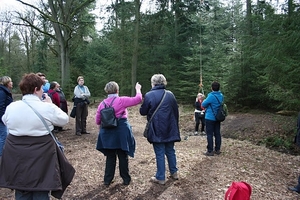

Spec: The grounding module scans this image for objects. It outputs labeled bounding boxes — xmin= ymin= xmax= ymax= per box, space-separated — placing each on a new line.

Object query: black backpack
xmin=100 ymin=97 xmax=118 ymax=129
xmin=210 ymin=94 xmax=228 ymax=122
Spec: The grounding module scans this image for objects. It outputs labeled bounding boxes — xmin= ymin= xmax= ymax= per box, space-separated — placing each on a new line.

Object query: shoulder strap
xmin=109 ymin=97 xmax=117 ymax=107
xmin=149 ymin=90 xmax=167 ymax=122
xmin=102 ymin=101 xmax=108 ymax=108
xmin=209 ymin=94 xmax=218 ymax=117
xmin=212 ymin=94 xmax=222 ymax=104
xmin=23 ymin=100 xmax=61 ymax=149
xmin=102 ymin=97 xmax=117 ymax=108
xmin=48 ymin=91 xmax=56 ymax=97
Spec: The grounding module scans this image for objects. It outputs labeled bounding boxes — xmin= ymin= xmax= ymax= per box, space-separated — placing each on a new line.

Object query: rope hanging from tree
xmin=198 ymin=22 xmax=204 ymax=95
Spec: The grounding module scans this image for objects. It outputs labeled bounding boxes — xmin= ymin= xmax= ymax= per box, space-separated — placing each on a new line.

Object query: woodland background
xmin=0 ymin=0 xmax=299 ymax=111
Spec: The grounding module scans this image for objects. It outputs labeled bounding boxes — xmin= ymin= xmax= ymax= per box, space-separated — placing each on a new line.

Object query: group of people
xmin=0 ymin=71 xmax=229 ymax=199
xmin=36 ymin=72 xmax=69 ymax=132
xmin=35 ymin=73 xmax=90 ymax=135
xmin=0 ymin=73 xmax=74 ymax=200
xmin=95 ymin=74 xmax=181 ymax=186
xmin=95 ymin=75 xmax=226 ymax=187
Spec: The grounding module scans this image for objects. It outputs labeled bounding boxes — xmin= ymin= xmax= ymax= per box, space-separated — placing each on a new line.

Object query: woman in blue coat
xmin=140 ymin=74 xmax=181 ymax=185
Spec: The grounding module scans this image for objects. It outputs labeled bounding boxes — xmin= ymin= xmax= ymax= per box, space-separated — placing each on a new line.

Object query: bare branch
xmin=14 ymin=11 xmax=56 ymax=40
xmin=16 ymin=0 xmax=73 ymax=32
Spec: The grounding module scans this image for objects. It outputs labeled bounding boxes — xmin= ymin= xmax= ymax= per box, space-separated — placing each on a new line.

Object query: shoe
xmin=75 ymin=132 xmax=81 ymax=136
xmin=81 ymin=132 xmax=90 ymax=134
xmin=215 ymin=150 xmax=221 ymax=155
xmin=104 ymin=179 xmax=115 ymax=186
xmin=150 ymin=177 xmax=165 ymax=185
xmin=123 ymin=181 xmax=130 ymax=185
xmin=204 ymin=151 xmax=214 ymax=156
xmin=171 ymin=172 xmax=178 ymax=180
xmin=201 ymin=131 xmax=206 ymax=135
xmin=288 ymin=186 xmax=300 ymax=193
xmin=194 ymin=131 xmax=198 ymax=136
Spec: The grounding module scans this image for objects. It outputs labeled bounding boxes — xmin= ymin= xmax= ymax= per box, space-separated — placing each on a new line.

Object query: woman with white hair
xmin=140 ymin=74 xmax=181 ymax=185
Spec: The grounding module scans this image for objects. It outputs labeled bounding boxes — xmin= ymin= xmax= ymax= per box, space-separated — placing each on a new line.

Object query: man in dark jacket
xmin=140 ymin=74 xmax=181 ymax=185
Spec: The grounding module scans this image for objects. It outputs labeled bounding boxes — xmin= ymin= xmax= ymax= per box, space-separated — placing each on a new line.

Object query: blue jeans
xmin=153 ymin=142 xmax=178 ymax=181
xmin=296 ymin=176 xmax=300 ymax=191
xmin=15 ymin=190 xmax=50 ymax=200
xmin=205 ymin=119 xmax=221 ymax=153
xmin=0 ymin=122 xmax=7 ymax=157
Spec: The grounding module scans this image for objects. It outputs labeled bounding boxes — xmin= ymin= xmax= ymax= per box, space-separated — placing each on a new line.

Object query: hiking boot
xmin=194 ymin=131 xmax=198 ymax=136
xmin=288 ymin=186 xmax=300 ymax=193
xmin=215 ymin=150 xmax=221 ymax=155
xmin=150 ymin=177 xmax=165 ymax=185
xmin=171 ymin=172 xmax=178 ymax=180
xmin=104 ymin=179 xmax=115 ymax=186
xmin=204 ymin=151 xmax=214 ymax=156
xmin=123 ymin=181 xmax=131 ymax=185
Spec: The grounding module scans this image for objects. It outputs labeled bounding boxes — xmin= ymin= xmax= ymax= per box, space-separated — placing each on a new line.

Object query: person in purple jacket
xmin=140 ymin=74 xmax=181 ymax=185
xmin=95 ymin=81 xmax=142 ymax=186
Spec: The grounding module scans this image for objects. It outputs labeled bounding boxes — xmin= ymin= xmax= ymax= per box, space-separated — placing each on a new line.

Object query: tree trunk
xmin=246 ymin=0 xmax=252 ymax=35
xmin=48 ymin=0 xmax=71 ymax=90
xmin=131 ymin=0 xmax=140 ymax=96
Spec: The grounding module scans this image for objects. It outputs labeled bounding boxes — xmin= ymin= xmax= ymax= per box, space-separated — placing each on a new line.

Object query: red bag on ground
xmin=224 ymin=181 xmax=252 ymax=200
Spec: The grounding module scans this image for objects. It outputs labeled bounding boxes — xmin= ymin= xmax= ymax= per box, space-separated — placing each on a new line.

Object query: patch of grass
xmin=262 ymin=135 xmax=294 ymax=150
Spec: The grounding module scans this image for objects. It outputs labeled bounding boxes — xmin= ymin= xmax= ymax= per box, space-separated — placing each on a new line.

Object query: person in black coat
xmin=288 ymin=112 xmax=300 ymax=193
xmin=0 ymin=76 xmax=13 ymax=163
xmin=140 ymin=74 xmax=181 ymax=185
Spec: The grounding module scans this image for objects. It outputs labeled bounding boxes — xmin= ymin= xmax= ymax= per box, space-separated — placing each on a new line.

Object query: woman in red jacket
xmin=47 ymin=82 xmax=60 ymax=107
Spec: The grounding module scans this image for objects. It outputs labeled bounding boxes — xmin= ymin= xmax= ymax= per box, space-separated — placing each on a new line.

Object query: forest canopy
xmin=0 ymin=0 xmax=299 ymax=111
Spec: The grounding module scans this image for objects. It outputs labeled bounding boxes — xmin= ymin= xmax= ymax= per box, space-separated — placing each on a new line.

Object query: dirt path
xmin=1 ymin=104 xmax=300 ymax=199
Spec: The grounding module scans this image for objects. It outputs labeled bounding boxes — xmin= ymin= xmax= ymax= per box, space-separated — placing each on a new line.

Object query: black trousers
xmin=104 ymin=149 xmax=131 ymax=185
xmin=195 ymin=112 xmax=205 ymax=132
xmin=75 ymin=103 xmax=88 ymax=134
